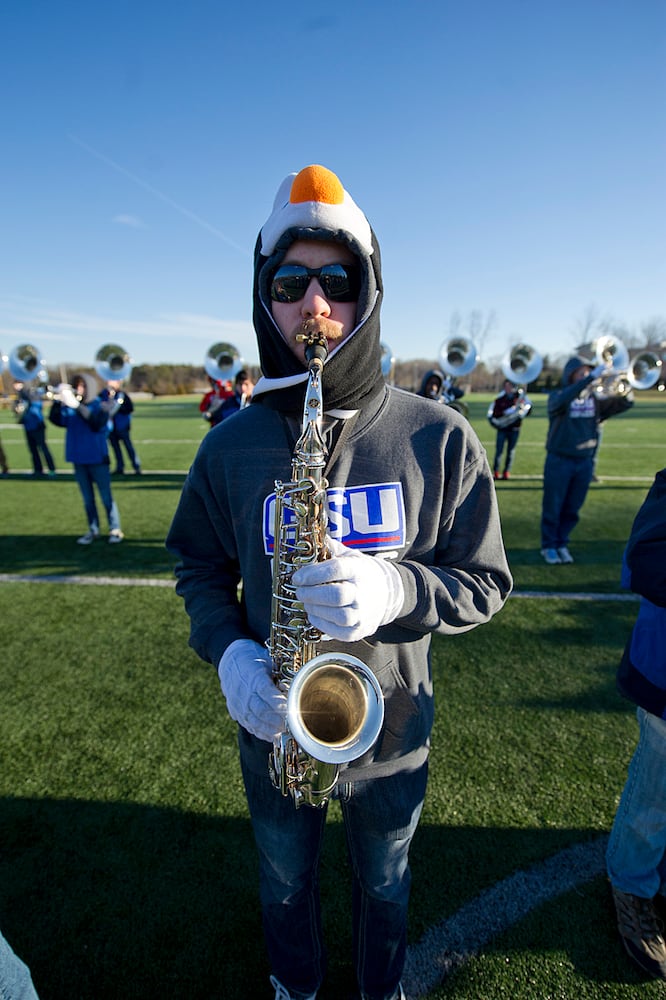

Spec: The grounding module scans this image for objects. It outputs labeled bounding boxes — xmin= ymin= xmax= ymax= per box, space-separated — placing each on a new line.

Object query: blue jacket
xmin=616 ymin=468 xmax=666 ymax=718
xmin=99 ymin=388 xmax=134 ymax=433
xmin=17 ymin=388 xmax=46 ymax=431
xmin=49 ymin=398 xmax=110 ymax=465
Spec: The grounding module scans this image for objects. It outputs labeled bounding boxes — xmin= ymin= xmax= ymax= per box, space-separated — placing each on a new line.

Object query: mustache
xmin=290 ymin=317 xmax=346 ymax=343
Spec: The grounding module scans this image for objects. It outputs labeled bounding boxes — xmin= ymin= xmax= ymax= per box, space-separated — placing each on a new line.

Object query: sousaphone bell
xmin=95 ymin=344 xmax=133 ymax=383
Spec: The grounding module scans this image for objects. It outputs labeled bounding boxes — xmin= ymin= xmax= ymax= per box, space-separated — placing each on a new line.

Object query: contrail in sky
xmin=67 ymin=133 xmax=251 ymax=257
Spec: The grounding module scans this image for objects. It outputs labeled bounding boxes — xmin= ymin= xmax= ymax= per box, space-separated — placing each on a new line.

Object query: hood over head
xmin=71 ymin=373 xmax=99 ymax=402
xmin=252 ymin=165 xmax=385 ymax=413
xmin=419 ymin=368 xmax=445 ymax=398
xmin=562 ymin=356 xmax=591 ymax=386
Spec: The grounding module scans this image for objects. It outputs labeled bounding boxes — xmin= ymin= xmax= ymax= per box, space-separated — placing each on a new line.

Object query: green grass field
xmin=1 ymin=392 xmax=665 ymax=999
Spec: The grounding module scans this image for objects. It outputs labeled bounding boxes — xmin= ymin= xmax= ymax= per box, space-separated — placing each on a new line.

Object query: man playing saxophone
xmin=166 ymin=165 xmax=512 ymax=1000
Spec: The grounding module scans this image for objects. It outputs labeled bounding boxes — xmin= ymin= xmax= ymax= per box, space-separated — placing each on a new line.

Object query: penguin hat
xmin=252 ymin=164 xmax=385 ymax=412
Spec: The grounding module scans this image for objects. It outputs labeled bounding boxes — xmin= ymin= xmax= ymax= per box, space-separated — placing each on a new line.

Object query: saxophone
xmin=267 ymin=333 xmax=385 ymax=808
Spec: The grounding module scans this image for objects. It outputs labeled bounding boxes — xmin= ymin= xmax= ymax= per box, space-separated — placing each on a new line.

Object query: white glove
xmin=217 ymin=639 xmax=287 ymax=742
xmin=58 ymin=385 xmax=80 ymax=409
xmin=591 ymin=363 xmax=610 ymax=379
xmin=106 ymin=392 xmax=124 ymax=417
xmin=292 ymin=537 xmax=404 ymax=642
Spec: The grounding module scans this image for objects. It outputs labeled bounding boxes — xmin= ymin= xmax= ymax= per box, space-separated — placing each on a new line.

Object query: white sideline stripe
xmin=512 ymin=591 xmax=638 ymax=601
xmin=403 ymin=835 xmax=608 ymax=996
xmin=0 ymin=573 xmax=175 ymax=587
xmin=0 ymin=468 xmax=190 ymax=475
xmin=0 ymin=575 xmax=640 ymax=600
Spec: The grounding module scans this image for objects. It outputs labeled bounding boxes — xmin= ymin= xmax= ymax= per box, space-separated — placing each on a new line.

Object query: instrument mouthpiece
xmin=297 ymin=333 xmax=328 ymax=368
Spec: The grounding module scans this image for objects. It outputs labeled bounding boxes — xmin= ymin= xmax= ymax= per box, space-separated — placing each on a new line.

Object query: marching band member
xmin=100 ymin=380 xmax=142 ymax=476
xmin=540 ymin=355 xmax=633 ymax=565
xmin=49 ymin=374 xmax=124 ymax=544
xmin=215 ymin=369 xmax=255 ymax=423
xmin=12 ymin=379 xmax=57 ymax=478
xmin=167 ymin=165 xmax=511 ymax=1000
xmin=487 ymin=378 xmax=532 ymax=480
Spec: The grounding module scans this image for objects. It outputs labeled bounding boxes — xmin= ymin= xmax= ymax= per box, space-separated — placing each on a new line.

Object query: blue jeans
xmin=607 ymin=707 xmax=666 ymax=898
xmin=0 ymin=928 xmax=40 ymax=999
xmin=493 ymin=427 xmax=520 ymax=474
xmin=239 ymin=731 xmax=427 ymax=1000
xmin=73 ymin=463 xmax=120 ymax=533
xmin=540 ymin=452 xmax=593 ymax=549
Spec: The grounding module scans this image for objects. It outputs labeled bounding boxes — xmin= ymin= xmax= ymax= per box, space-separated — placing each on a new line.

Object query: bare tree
xmin=570 ymin=304 xmax=613 ymax=349
xmin=641 ymin=316 xmax=666 ymax=349
xmin=444 ymin=309 xmax=496 ymax=359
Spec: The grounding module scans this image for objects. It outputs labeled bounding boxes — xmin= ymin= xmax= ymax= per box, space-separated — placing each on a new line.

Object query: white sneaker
xmin=540 ymin=548 xmax=562 ymax=565
xmin=557 ymin=546 xmax=574 ymax=564
xmin=77 ymin=528 xmax=99 ymax=545
xmin=108 ymin=529 xmax=124 ymax=544
xmin=269 ymin=975 xmax=317 ymax=1000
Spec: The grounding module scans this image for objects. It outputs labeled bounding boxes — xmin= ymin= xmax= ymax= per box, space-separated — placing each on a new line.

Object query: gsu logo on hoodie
xmin=263 ymin=482 xmax=406 ymax=555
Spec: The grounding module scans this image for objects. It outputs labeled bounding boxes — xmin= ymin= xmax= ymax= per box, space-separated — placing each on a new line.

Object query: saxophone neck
xmin=294 ymin=334 xmax=328 ymax=469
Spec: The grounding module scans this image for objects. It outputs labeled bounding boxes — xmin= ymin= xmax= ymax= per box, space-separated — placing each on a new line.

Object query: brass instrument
xmin=8 ymin=343 xmax=48 ymax=384
xmin=268 ymin=334 xmax=385 ymax=809
xmin=578 ymin=336 xmax=662 ymax=397
xmin=433 ymin=336 xmax=478 ymax=417
xmin=438 ymin=336 xmax=478 ymax=379
xmin=626 ymin=351 xmax=663 ymax=390
xmin=95 ymin=343 xmax=133 ymax=383
xmin=488 ymin=343 xmax=543 ymax=428
xmin=7 ymin=344 xmax=52 ymax=419
xmin=204 ymin=342 xmax=243 ymax=382
xmin=501 ymin=342 xmax=543 ymax=386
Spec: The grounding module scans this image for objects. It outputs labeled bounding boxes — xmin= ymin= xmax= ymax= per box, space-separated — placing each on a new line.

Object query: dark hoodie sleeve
xmin=547 ymin=373 xmax=595 ymax=417
xmin=626 ymin=469 xmax=666 ymax=606
xmin=48 ymin=401 xmax=65 ymax=427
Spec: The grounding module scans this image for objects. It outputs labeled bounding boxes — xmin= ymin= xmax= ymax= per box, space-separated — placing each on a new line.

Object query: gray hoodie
xmin=166 ymin=165 xmax=512 ymax=781
xmin=545 ymin=355 xmax=633 ymax=458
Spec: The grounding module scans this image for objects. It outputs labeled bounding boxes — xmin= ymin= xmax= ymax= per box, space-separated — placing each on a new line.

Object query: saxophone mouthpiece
xmin=298 ymin=334 xmax=328 ymax=368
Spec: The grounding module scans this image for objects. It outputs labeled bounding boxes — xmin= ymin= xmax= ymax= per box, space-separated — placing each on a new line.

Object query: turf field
xmin=0 ymin=391 xmax=664 ymax=999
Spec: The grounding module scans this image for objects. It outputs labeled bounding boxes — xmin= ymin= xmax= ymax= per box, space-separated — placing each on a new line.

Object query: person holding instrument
xmin=166 ymin=165 xmax=512 ymax=1000
xmin=487 ymin=378 xmax=531 ymax=480
xmin=49 ymin=375 xmax=124 ymax=544
xmin=540 ymin=355 xmax=633 ymax=565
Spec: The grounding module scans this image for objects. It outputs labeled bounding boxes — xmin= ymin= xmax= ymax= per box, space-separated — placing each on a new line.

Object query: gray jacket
xmin=167 ymin=384 xmax=512 ymax=779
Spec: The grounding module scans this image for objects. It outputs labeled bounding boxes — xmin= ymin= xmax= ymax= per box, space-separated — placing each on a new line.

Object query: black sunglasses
xmin=270 ymin=263 xmax=361 ymax=304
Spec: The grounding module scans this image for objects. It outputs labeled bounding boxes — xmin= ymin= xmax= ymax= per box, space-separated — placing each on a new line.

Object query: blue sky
xmin=1 ymin=0 xmax=664 ymax=374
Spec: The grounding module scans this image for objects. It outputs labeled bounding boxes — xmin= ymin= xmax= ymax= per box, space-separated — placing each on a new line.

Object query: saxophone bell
xmin=269 ymin=652 xmax=385 ymax=806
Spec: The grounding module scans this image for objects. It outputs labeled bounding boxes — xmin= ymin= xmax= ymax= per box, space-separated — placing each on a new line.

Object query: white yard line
xmin=403 ymin=836 xmax=608 ymax=996
xmin=0 ymin=574 xmax=640 ymax=601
